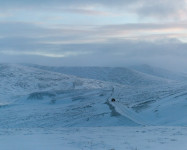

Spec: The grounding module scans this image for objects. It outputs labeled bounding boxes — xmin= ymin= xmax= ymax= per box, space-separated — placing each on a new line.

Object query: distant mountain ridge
xmin=25 ymin=64 xmax=176 ymax=86
xmin=131 ymin=64 xmax=187 ymax=81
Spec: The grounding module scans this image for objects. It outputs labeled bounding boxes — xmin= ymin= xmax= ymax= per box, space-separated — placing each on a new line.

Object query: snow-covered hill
xmin=0 ymin=64 xmax=140 ymax=128
xmin=1 ymin=63 xmax=187 ymax=149
xmin=0 ymin=64 xmax=109 ymax=101
xmin=1 ymin=63 xmax=187 ymax=128
xmin=26 ymin=64 xmax=187 ymax=126
xmin=26 ymin=65 xmax=175 ymax=86
xmin=131 ymin=64 xmax=187 ymax=81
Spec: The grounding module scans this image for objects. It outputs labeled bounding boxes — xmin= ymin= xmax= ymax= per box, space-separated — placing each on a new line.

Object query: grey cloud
xmin=136 ymin=0 xmax=186 ymax=19
xmin=0 ymin=0 xmax=186 ymax=19
xmin=0 ymin=22 xmax=50 ymax=37
xmin=0 ymin=21 xmax=187 ymax=72
xmin=1 ymin=40 xmax=187 ymax=72
xmin=100 ymin=23 xmax=187 ymax=30
xmin=1 ymin=21 xmax=187 ymax=53
xmin=1 ymin=22 xmax=187 ymax=40
xmin=0 ymin=0 xmax=135 ymax=7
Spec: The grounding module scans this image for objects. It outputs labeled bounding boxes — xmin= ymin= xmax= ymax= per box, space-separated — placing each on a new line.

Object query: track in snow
xmin=108 ymin=87 xmax=152 ymax=126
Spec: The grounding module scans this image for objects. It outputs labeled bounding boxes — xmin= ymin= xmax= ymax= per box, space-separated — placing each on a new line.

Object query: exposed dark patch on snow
xmin=132 ymin=100 xmax=156 ymax=112
xmin=28 ymin=91 xmax=56 ymax=100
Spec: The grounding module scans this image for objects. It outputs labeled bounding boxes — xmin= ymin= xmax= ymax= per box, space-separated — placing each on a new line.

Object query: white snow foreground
xmin=1 ymin=127 xmax=187 ymax=150
xmin=1 ymin=64 xmax=187 ymax=149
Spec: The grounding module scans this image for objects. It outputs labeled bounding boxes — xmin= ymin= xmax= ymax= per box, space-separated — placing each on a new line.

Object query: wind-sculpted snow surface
xmin=0 ymin=127 xmax=187 ymax=150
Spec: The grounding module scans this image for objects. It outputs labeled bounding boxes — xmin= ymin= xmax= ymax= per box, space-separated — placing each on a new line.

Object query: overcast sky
xmin=0 ymin=0 xmax=187 ymax=71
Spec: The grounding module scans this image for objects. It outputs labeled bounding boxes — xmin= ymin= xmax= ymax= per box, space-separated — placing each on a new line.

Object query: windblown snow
xmin=1 ymin=63 xmax=187 ymax=150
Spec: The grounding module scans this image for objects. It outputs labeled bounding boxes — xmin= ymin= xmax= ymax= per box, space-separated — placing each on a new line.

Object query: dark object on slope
xmin=111 ymin=98 xmax=116 ymax=102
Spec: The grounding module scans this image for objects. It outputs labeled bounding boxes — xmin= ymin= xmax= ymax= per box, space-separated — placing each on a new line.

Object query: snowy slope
xmin=1 ymin=63 xmax=187 ymax=150
xmin=0 ymin=64 xmax=139 ymax=128
xmin=105 ymin=82 xmax=187 ymax=126
xmin=0 ymin=64 xmax=110 ymax=102
xmin=1 ymin=63 xmax=187 ymax=128
xmin=26 ymin=65 xmax=175 ymax=86
xmin=131 ymin=64 xmax=187 ymax=81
